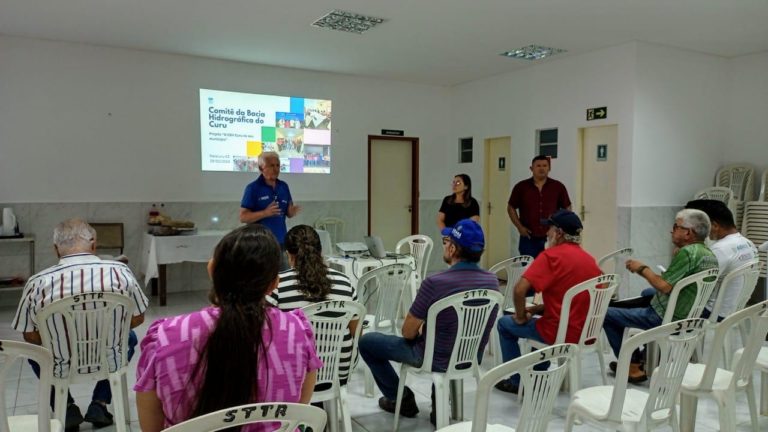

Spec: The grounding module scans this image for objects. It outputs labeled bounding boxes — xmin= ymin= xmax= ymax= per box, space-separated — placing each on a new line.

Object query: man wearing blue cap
xmin=359 ymin=219 xmax=499 ymax=424
xmin=495 ymin=209 xmax=602 ymax=394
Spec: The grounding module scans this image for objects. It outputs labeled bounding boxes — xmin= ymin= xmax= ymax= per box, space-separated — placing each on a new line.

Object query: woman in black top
xmin=437 ymin=174 xmax=480 ymax=229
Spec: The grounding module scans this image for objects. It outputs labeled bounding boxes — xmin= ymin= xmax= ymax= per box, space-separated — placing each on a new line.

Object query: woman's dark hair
xmin=189 ymin=224 xmax=281 ymax=422
xmin=448 ymin=174 xmax=473 ymax=208
xmin=285 ymin=225 xmax=332 ymax=301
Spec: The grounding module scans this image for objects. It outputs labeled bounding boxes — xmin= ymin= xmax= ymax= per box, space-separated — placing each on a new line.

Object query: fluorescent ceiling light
xmin=500 ymin=44 xmax=567 ymax=60
xmin=312 ymin=10 xmax=385 ymax=34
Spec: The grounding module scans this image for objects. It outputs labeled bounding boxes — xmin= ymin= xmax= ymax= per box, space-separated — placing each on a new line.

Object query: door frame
xmin=482 ymin=136 xmax=512 ymax=268
xmin=367 ymin=135 xmax=420 ymax=235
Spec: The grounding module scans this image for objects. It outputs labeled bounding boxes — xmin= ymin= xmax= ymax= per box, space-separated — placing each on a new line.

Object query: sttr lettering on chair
xmin=315 ymin=300 xmax=347 ymax=312
xmin=222 ymin=404 xmax=289 ymax=422
xmin=463 ymin=289 xmax=489 ymax=299
xmin=540 ymin=343 xmax=573 ymax=361
xmin=72 ymin=292 xmax=105 ymax=303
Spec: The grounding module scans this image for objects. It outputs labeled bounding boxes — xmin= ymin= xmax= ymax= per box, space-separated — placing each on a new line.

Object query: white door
xmin=370 ymin=138 xmax=414 ymax=250
xmin=483 ymin=137 xmax=512 ymax=268
xmin=580 ymin=125 xmax=618 ymax=259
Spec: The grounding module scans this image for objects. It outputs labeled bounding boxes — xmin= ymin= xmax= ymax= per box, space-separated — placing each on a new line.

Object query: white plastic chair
xmin=395 ymin=234 xmax=434 ymax=302
xmin=0 ymin=340 xmax=62 ymax=432
xmin=565 ymin=318 xmax=708 ymax=432
xmin=598 ymin=248 xmax=633 ymax=299
xmin=760 ymin=169 xmax=768 ymax=201
xmin=356 ymin=264 xmax=413 ymax=397
xmin=37 ymin=292 xmax=134 ymax=432
xmin=694 ymin=187 xmax=738 ymax=220
xmin=162 ymin=402 xmax=327 ymax=432
xmin=315 ymin=228 xmax=334 ymax=257
xmin=716 ymin=163 xmax=755 ymax=202
xmin=755 ymin=347 xmax=768 ymax=416
xmin=679 ymin=300 xmax=768 ymax=432
xmin=437 ymin=343 xmax=579 ymax=432
xmin=487 ymin=255 xmax=533 ymax=366
xmin=302 ymin=300 xmax=366 ymax=432
xmin=520 ymin=274 xmax=618 ymax=398
xmin=701 ymin=260 xmax=761 ymax=366
xmin=393 ymin=289 xmax=503 ymax=431
xmin=315 ymin=217 xmax=345 ymax=245
xmin=624 ymin=268 xmax=719 ymax=378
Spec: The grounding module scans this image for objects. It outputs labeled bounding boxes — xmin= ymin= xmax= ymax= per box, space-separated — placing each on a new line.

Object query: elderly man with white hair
xmin=239 ymin=151 xmax=301 ymax=250
xmin=12 ymin=218 xmax=148 ymax=431
xmin=603 ymin=209 xmax=718 ymax=383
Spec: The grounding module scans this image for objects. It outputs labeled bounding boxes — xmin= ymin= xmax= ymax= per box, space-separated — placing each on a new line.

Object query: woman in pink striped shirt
xmin=134 ymin=224 xmax=323 ymax=431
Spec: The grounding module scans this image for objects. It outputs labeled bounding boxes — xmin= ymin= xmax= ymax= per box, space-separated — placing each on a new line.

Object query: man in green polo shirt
xmin=603 ymin=208 xmax=718 ymax=382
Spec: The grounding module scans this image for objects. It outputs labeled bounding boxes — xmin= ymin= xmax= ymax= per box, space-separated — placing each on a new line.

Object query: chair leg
xmin=717 ymin=391 xmax=737 ymax=432
xmin=121 ymin=373 xmax=131 ymax=423
xmin=745 ymin=380 xmax=759 ymax=432
xmin=364 ymin=364 xmax=375 ymax=397
xmin=340 ymin=387 xmax=353 ymax=432
xmin=564 ymin=407 xmax=577 ymax=432
xmin=679 ymin=393 xmax=697 ymax=432
xmin=433 ymin=375 xmax=450 ymax=429
xmin=392 ymin=366 xmax=407 ymax=432
xmin=569 ymin=355 xmax=581 ymax=400
xmin=326 ymin=399 xmax=339 ymax=432
xmin=645 ymin=341 xmax=658 ymax=379
xmin=670 ymin=405 xmax=681 ymax=432
xmin=53 ymin=382 xmax=68 ymax=429
xmin=761 ymin=371 xmax=768 ymax=416
xmin=110 ymin=374 xmax=127 ymax=432
xmin=596 ymin=343 xmax=608 ymax=385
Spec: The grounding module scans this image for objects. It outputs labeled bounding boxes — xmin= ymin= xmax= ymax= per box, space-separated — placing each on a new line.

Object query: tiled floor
xmin=2 ymin=291 xmax=767 ymax=431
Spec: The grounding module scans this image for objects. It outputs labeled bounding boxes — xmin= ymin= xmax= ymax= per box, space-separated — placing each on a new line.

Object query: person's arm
xmin=136 ymin=390 xmax=165 ymax=432
xmin=512 ymin=277 xmax=533 ymax=324
xmin=347 ymin=319 xmax=359 ymax=341
xmin=23 ymin=331 xmax=42 ymax=345
xmin=437 ymin=212 xmax=447 ymax=230
xmin=130 ymin=313 xmax=145 ymax=329
xmin=626 ymin=259 xmax=673 ymax=294
xmin=299 ymin=370 xmax=317 ymax=404
xmin=286 ymin=202 xmax=301 ymax=218
xmin=239 ymin=202 xmax=281 ymax=223
xmin=507 ymin=205 xmax=531 ymax=238
xmin=401 ymin=313 xmax=424 ymax=340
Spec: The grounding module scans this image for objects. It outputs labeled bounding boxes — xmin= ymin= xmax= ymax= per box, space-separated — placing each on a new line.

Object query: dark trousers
xmin=518 ymin=236 xmax=546 ymax=258
xmin=30 ymin=330 xmax=138 ymax=407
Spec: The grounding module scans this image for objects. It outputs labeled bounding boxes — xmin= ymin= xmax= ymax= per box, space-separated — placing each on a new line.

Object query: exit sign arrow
xmin=586 ymin=106 xmax=608 ymax=121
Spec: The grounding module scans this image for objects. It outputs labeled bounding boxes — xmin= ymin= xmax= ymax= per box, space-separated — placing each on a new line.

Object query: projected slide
xmin=200 ymin=89 xmax=332 ymax=173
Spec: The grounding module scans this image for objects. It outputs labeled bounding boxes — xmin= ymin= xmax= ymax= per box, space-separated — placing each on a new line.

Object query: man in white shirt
xmin=686 ymin=199 xmax=758 ymax=319
xmin=12 ymin=219 xmax=149 ymax=430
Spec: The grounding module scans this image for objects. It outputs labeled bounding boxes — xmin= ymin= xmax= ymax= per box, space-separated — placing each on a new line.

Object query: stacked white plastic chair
xmin=436 ymin=344 xmax=578 ymax=432
xmin=487 ymin=255 xmax=533 ymax=366
xmin=315 ymin=217 xmax=345 ymax=245
xmin=356 ymin=264 xmax=413 ymax=397
xmin=37 ymin=292 xmax=134 ymax=432
xmin=520 ymin=274 xmax=618 ymax=398
xmin=395 ymin=234 xmax=434 ymax=302
xmin=742 ymin=201 xmax=768 ymax=280
xmin=302 ymin=300 xmax=366 ymax=432
xmin=393 ymin=289 xmax=503 ymax=430
xmin=760 ymin=169 xmax=768 ymax=201
xmin=756 ymin=347 xmax=768 ymax=416
xmin=694 ymin=186 xmax=738 ymax=227
xmin=162 ymin=402 xmax=327 ymax=432
xmin=565 ymin=318 xmax=707 ymax=432
xmin=716 ymin=164 xmax=755 ymax=228
xmin=0 ymin=340 xmax=62 ymax=432
xmin=679 ymin=300 xmax=768 ymax=432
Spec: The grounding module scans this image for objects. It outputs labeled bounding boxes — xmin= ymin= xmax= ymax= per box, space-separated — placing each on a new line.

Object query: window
xmin=536 ymin=128 xmax=558 ymax=158
xmin=459 ymin=137 xmax=473 ymax=163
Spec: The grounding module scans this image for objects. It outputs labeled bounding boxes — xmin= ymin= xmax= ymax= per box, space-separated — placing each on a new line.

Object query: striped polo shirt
xmin=11 ymin=253 xmax=149 ymax=377
xmin=269 ymin=268 xmax=356 ymax=385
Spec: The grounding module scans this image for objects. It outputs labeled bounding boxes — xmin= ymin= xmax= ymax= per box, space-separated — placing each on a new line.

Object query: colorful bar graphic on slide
xmin=200 ymin=89 xmax=332 ymax=173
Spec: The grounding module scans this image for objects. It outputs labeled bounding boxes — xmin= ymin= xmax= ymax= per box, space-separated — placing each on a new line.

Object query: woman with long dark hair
xmin=437 ymin=174 xmax=480 ymax=229
xmin=134 ymin=224 xmax=322 ymax=431
xmin=270 ymin=224 xmax=357 ymax=385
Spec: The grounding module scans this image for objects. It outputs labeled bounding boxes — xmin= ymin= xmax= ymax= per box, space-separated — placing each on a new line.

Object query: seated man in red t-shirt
xmin=495 ymin=209 xmax=602 ymax=394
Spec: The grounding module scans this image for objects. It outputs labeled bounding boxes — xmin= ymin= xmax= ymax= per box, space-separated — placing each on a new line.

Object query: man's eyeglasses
xmin=672 ymin=223 xmax=692 ymax=232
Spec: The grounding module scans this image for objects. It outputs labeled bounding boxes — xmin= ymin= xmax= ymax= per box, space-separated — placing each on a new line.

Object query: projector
xmin=336 ymin=242 xmax=368 ymax=257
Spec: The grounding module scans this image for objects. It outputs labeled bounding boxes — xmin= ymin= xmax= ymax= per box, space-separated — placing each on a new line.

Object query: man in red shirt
xmin=495 ymin=209 xmax=602 ymax=393
xmin=507 ymin=156 xmax=571 ymax=258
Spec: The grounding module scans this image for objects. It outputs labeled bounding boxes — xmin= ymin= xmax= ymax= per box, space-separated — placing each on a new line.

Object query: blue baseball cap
xmin=541 ymin=209 xmax=583 ymax=236
xmin=441 ymin=219 xmax=485 ymax=252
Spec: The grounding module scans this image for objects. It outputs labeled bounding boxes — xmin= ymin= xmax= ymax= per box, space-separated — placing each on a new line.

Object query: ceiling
xmin=1 ymin=0 xmax=767 ymax=86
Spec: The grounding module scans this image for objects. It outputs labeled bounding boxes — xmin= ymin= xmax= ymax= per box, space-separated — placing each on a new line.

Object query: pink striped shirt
xmin=134 ymin=306 xmax=322 ymax=429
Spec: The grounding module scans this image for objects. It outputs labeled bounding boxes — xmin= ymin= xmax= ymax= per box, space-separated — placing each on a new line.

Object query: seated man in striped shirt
xmin=12 ymin=218 xmax=148 ymax=431
xmin=359 ymin=219 xmax=499 ymax=425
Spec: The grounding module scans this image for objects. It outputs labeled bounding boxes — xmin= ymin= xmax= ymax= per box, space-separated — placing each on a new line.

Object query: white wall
xmin=724 ymin=51 xmax=768 ymax=199
xmin=449 ymin=43 xmax=637 ymax=206
xmin=0 ymin=35 xmax=451 ymax=203
xmin=631 ymin=43 xmax=729 ymax=206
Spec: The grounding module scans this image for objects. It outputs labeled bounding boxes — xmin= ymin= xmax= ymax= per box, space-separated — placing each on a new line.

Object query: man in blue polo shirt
xmin=359 ymin=219 xmax=499 ymax=424
xmin=239 ymin=151 xmax=301 ymax=246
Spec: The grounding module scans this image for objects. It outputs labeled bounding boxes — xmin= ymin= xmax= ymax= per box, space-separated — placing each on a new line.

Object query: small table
xmin=0 ymin=235 xmax=35 ymax=291
xmin=140 ymin=231 xmax=228 ymax=306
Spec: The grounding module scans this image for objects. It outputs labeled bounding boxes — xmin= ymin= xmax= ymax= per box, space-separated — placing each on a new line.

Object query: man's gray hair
xmin=676 ymin=209 xmax=710 ymax=241
xmin=53 ymin=218 xmax=96 ymax=251
xmin=563 ymin=233 xmax=582 ymax=244
xmin=258 ymin=151 xmax=279 ymax=170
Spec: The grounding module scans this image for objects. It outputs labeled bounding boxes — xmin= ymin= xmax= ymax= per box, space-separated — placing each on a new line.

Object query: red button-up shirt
xmin=508 ymin=177 xmax=571 ymax=237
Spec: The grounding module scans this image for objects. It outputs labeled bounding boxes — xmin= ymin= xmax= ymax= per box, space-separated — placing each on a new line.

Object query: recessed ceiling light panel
xmin=500 ymin=44 xmax=567 ymax=60
xmin=312 ymin=10 xmax=385 ymax=34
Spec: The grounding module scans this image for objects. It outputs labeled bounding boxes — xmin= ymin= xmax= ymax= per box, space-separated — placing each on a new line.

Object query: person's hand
xmin=287 ymin=204 xmax=302 ymax=218
xmin=516 ymin=225 xmax=532 ymax=238
xmin=262 ymin=201 xmax=282 ymax=218
xmin=513 ymin=311 xmax=531 ymax=325
xmin=625 ymin=258 xmax=647 ymax=274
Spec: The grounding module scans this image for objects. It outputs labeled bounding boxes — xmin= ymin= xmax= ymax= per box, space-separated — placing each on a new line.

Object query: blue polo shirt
xmin=240 ymin=175 xmax=293 ymax=244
